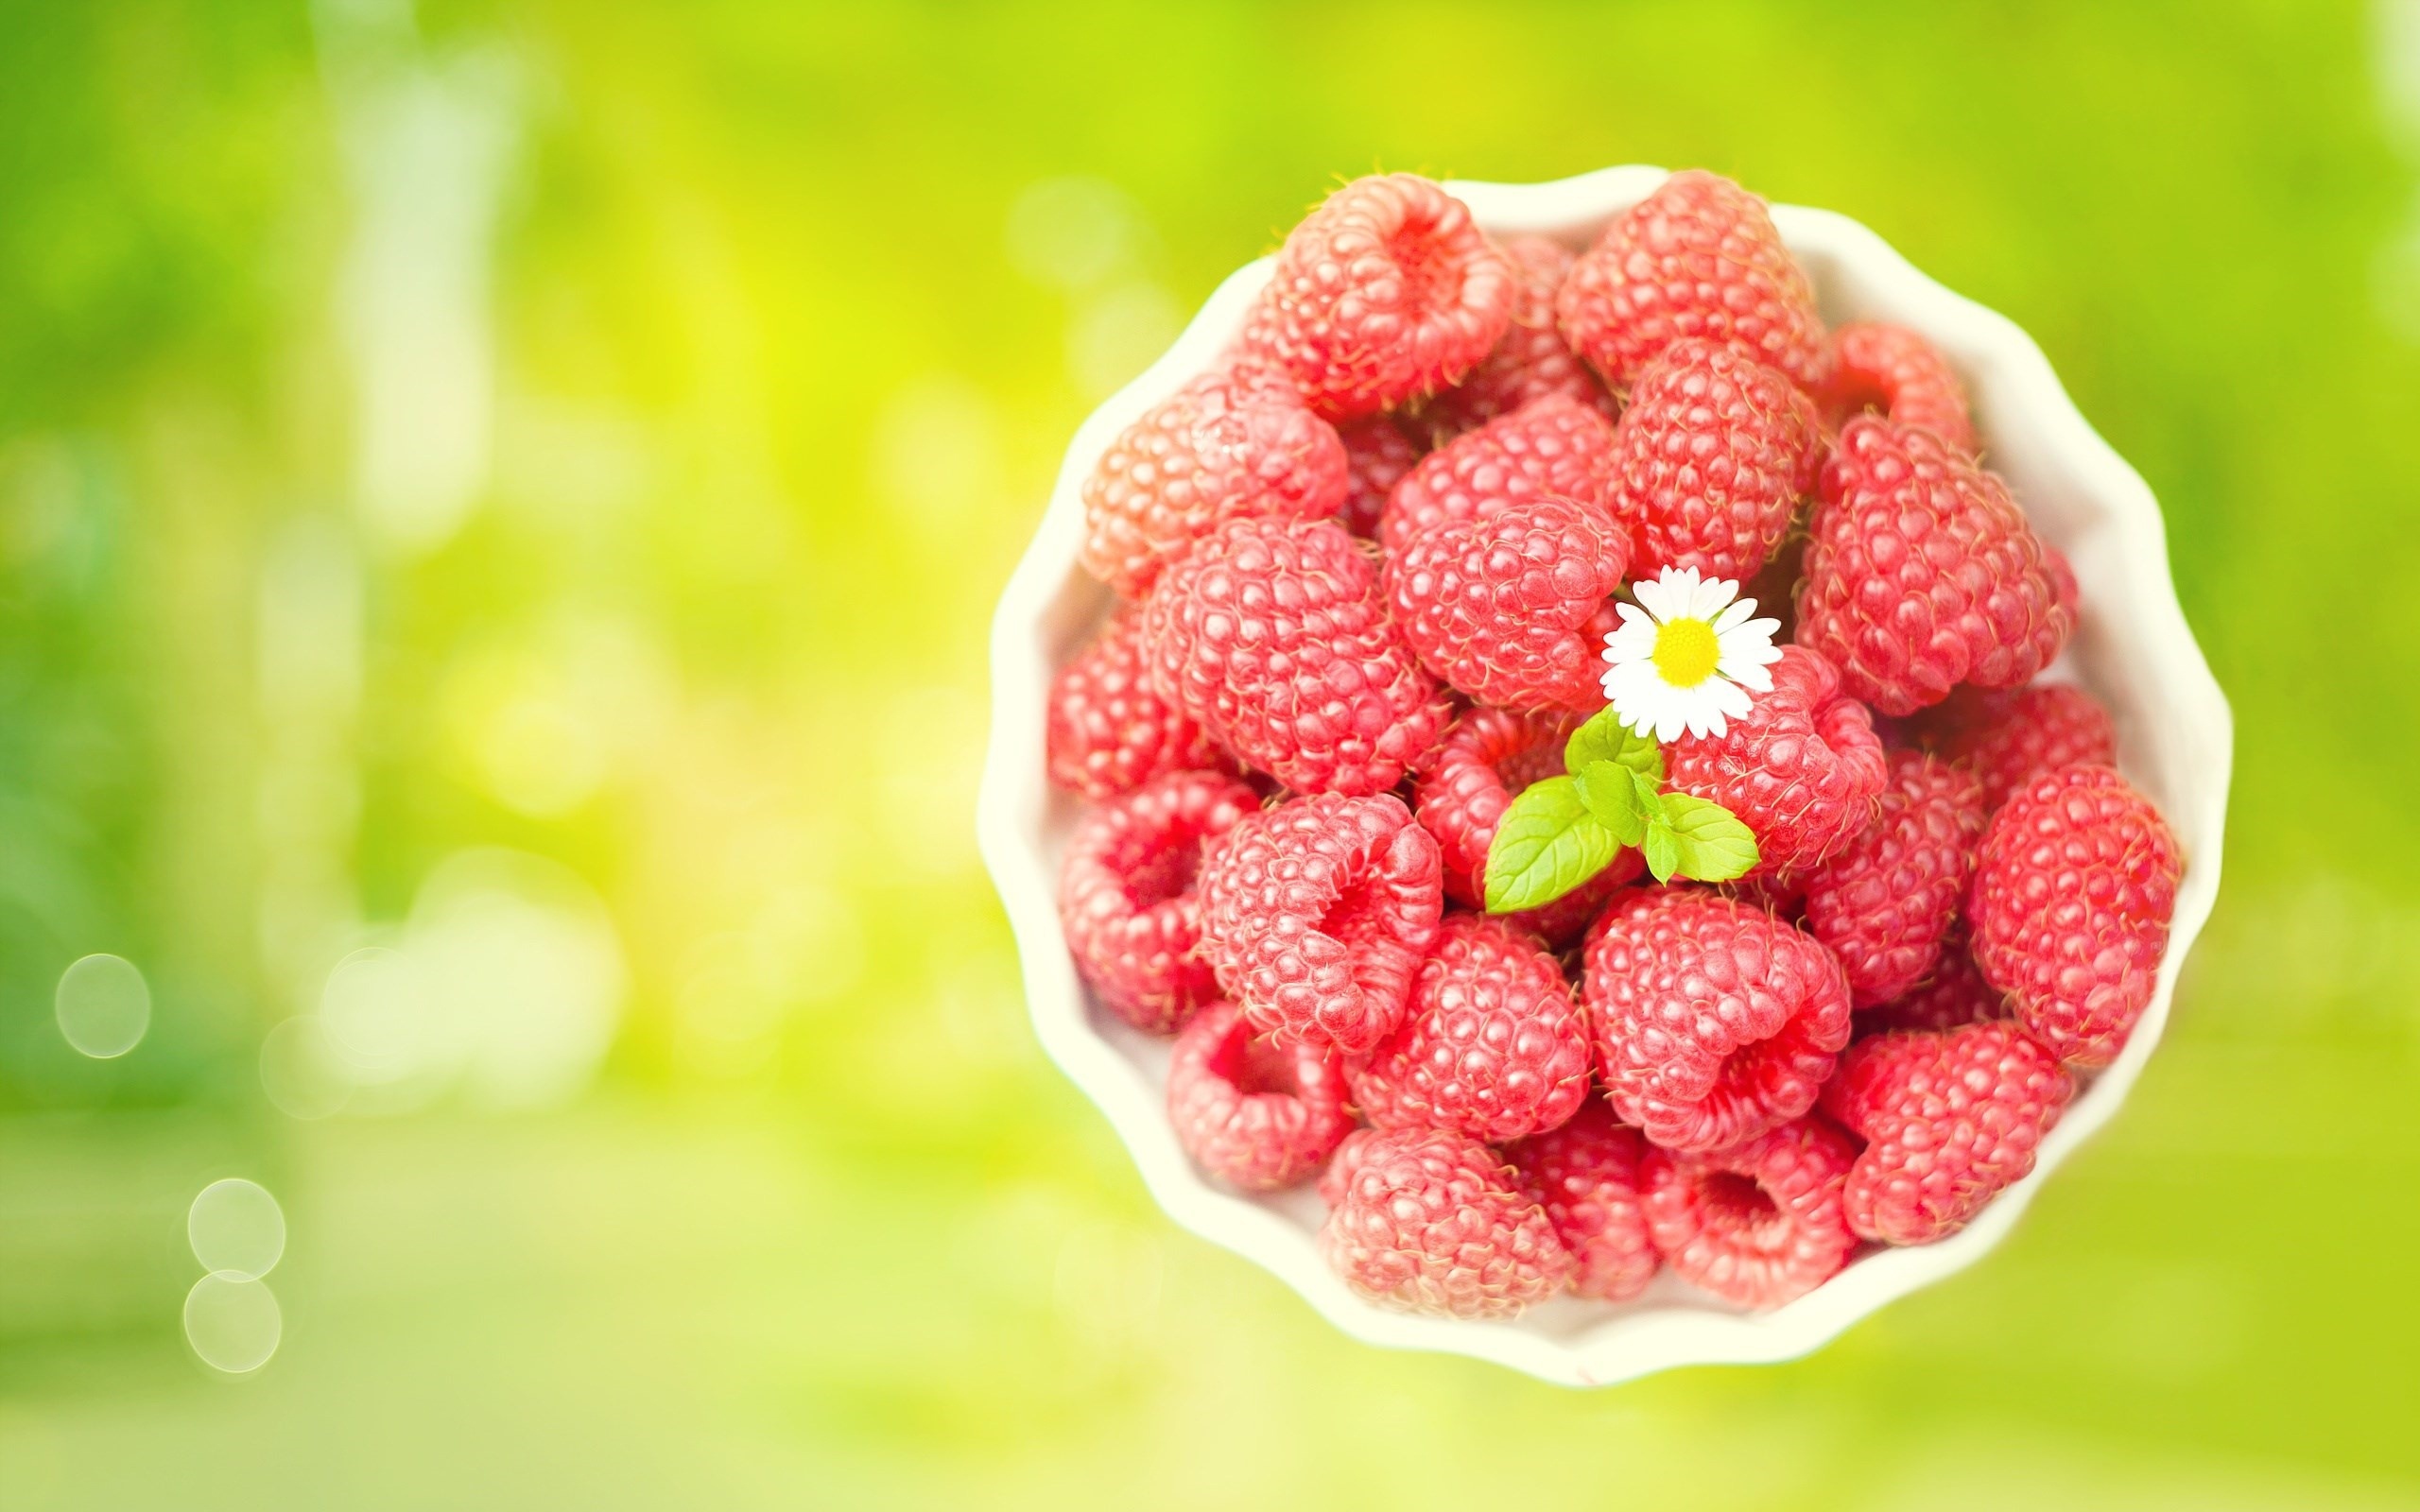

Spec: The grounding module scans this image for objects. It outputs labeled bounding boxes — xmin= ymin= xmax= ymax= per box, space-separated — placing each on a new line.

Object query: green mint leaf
xmin=1630 ymin=767 xmax=1667 ymax=826
xmin=1484 ymin=775 xmax=1623 ymax=913
xmin=1660 ymin=793 xmax=1761 ymax=883
xmin=1640 ymin=818 xmax=1682 ymax=884
xmin=1564 ymin=707 xmax=1665 ymax=783
xmin=1574 ymin=760 xmax=1649 ymax=846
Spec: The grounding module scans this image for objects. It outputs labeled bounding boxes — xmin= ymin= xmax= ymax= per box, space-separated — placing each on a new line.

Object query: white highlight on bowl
xmin=54 ymin=954 xmax=150 ymax=1059
xmin=977 ymin=164 xmax=2235 ymax=1387
xmin=183 ymin=1272 xmax=283 ymax=1375
xmin=188 ymin=1178 xmax=286 ymax=1280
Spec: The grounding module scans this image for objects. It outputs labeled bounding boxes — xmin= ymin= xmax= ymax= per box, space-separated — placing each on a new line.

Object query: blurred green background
xmin=0 ymin=1 xmax=2412 ymax=1506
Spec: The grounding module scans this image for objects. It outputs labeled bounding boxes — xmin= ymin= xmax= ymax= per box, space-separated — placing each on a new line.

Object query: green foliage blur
xmin=2 ymin=1 xmax=2415 ymax=1506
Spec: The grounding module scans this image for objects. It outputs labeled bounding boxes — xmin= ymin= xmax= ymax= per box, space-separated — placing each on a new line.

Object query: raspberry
xmin=1167 ymin=999 xmax=1354 ymax=1191
xmin=1425 ymin=235 xmax=1616 ymax=437
xmin=1080 ymin=364 xmax=1349 ymax=597
xmin=1663 ymin=644 xmax=1889 ymax=878
xmin=1346 ymin=914 xmax=1591 ymax=1143
xmin=1799 ymin=750 xmax=1987 ymax=1007
xmin=1196 ymin=791 xmax=1443 ymax=1054
xmin=1382 ymin=494 xmax=1629 ymax=712
xmin=1609 ymin=337 xmax=1822 ymax=581
xmin=1505 ymin=1101 xmax=1658 ymax=1301
xmin=1319 ymin=1126 xmax=1577 ymax=1318
xmin=1046 ymin=610 xmax=1230 ymax=799
xmin=1240 ymin=174 xmax=1514 ymax=421
xmin=1924 ymin=682 xmax=2118 ymax=813
xmin=1640 ymin=1116 xmax=1858 ymax=1309
xmin=1968 ymin=764 xmax=2181 ymax=1068
xmin=1335 ymin=414 xmax=1425 ymax=537
xmin=1377 ymin=390 xmax=1621 ymax=555
xmin=1857 ymin=925 xmax=2008 ymax=1036
xmin=1143 ymin=515 xmax=1450 ymax=796
xmin=1821 ymin=1022 xmax=2072 ymax=1245
xmin=1796 ymin=416 xmax=2074 ymax=715
xmin=1059 ymin=770 xmax=1259 ymax=1034
xmin=1556 ymin=169 xmax=1829 ymax=391
xmin=1821 ymin=321 xmax=1977 ymax=454
xmin=1583 ymin=887 xmax=1853 ymax=1153
xmin=1410 ymin=707 xmax=1643 ymax=943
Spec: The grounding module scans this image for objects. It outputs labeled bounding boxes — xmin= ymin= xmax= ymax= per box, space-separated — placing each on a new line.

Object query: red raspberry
xmin=1382 ymin=494 xmax=1629 ymax=712
xmin=1425 ymin=234 xmax=1616 ymax=437
xmin=1505 ymin=1101 xmax=1658 ymax=1301
xmin=1335 ymin=414 xmax=1425 ymax=537
xmin=1318 ymin=1125 xmax=1577 ymax=1318
xmin=1800 ymin=750 xmax=1987 ymax=1007
xmin=1640 ymin=1116 xmax=1858 ymax=1309
xmin=1196 ymin=791 xmax=1443 ymax=1054
xmin=1346 ymin=914 xmax=1591 ymax=1143
xmin=1143 ymin=515 xmax=1450 ymax=796
xmin=1058 ymin=770 xmax=1258 ymax=1034
xmin=1167 ymin=999 xmax=1354 ymax=1191
xmin=1556 ymin=169 xmax=1829 ymax=391
xmin=1663 ymin=644 xmax=1889 ymax=878
xmin=1410 ymin=708 xmax=1643 ymax=943
xmin=1240 ymin=174 xmax=1514 ymax=421
xmin=1080 ymin=364 xmax=1348 ymax=597
xmin=1796 ymin=416 xmax=2074 ymax=715
xmin=1046 ymin=610 xmax=1230 ymax=799
xmin=1821 ymin=1022 xmax=2072 ymax=1245
xmin=1377 ymin=390 xmax=1620 ymax=555
xmin=1857 ymin=925 xmax=2008 ymax=1036
xmin=1968 ymin=764 xmax=2181 ymax=1068
xmin=1583 ymin=887 xmax=1853 ymax=1153
xmin=1821 ymin=321 xmax=1976 ymax=454
xmin=1609 ymin=337 xmax=1822 ymax=581
xmin=1925 ymin=682 xmax=2119 ymax=813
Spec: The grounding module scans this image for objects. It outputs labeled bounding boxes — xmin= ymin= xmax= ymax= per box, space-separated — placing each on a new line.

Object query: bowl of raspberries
xmin=977 ymin=164 xmax=2230 ymax=1385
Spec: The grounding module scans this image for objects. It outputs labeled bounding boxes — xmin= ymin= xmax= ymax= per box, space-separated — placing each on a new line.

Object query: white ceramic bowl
xmin=977 ymin=165 xmax=2232 ymax=1387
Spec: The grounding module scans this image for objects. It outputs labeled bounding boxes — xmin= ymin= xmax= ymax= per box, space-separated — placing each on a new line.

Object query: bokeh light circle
xmin=183 ymin=1272 xmax=282 ymax=1374
xmin=187 ymin=1178 xmax=285 ymax=1280
xmin=54 ymin=954 xmax=151 ymax=1058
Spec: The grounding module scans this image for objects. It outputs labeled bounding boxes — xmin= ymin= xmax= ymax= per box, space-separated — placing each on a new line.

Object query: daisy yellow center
xmin=1651 ymin=616 xmax=1721 ymax=687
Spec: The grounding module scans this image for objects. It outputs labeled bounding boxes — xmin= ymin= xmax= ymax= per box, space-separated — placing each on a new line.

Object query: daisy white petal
xmin=1632 ymin=571 xmax=1684 ymax=623
xmin=1710 ymin=596 xmax=1760 ymax=634
xmin=1687 ymin=573 xmax=1738 ymax=622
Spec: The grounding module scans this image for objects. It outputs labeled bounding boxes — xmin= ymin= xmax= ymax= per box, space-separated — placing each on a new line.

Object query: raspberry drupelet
xmin=1346 ymin=914 xmax=1592 ymax=1144
xmin=1662 ymin=644 xmax=1889 ymax=879
xmin=1506 ymin=1100 xmax=1659 ymax=1302
xmin=1820 ymin=321 xmax=1977 ymax=455
xmin=1583 ymin=887 xmax=1854 ymax=1153
xmin=1799 ymin=749 xmax=1988 ymax=1007
xmin=1640 ymin=1115 xmax=1858 ymax=1309
xmin=1608 ymin=336 xmax=1823 ymax=583
xmin=1377 ymin=389 xmax=1622 ymax=555
xmin=1046 ymin=610 xmax=1231 ymax=800
xmin=1080 ymin=363 xmax=1348 ymax=598
xmin=1058 ymin=770 xmax=1259 ymax=1034
xmin=1382 ymin=494 xmax=1629 ymax=712
xmin=1967 ymin=763 xmax=2181 ymax=1068
xmin=1195 ymin=791 xmax=1444 ymax=1055
xmin=1557 ymin=169 xmax=1830 ymax=391
xmin=1822 ymin=1021 xmax=2071 ymax=1245
xmin=1240 ymin=173 xmax=1514 ymax=421
xmin=1167 ymin=999 xmax=1354 ymax=1192
xmin=1319 ymin=1125 xmax=1577 ymax=1319
xmin=1143 ymin=514 xmax=1450 ymax=797
xmin=1425 ymin=233 xmax=1616 ymax=437
xmin=1796 ymin=415 xmax=2072 ymax=716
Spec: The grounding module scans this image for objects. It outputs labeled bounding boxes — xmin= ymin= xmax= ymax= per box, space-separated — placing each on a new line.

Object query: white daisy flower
xmin=1599 ymin=566 xmax=1784 ymax=742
